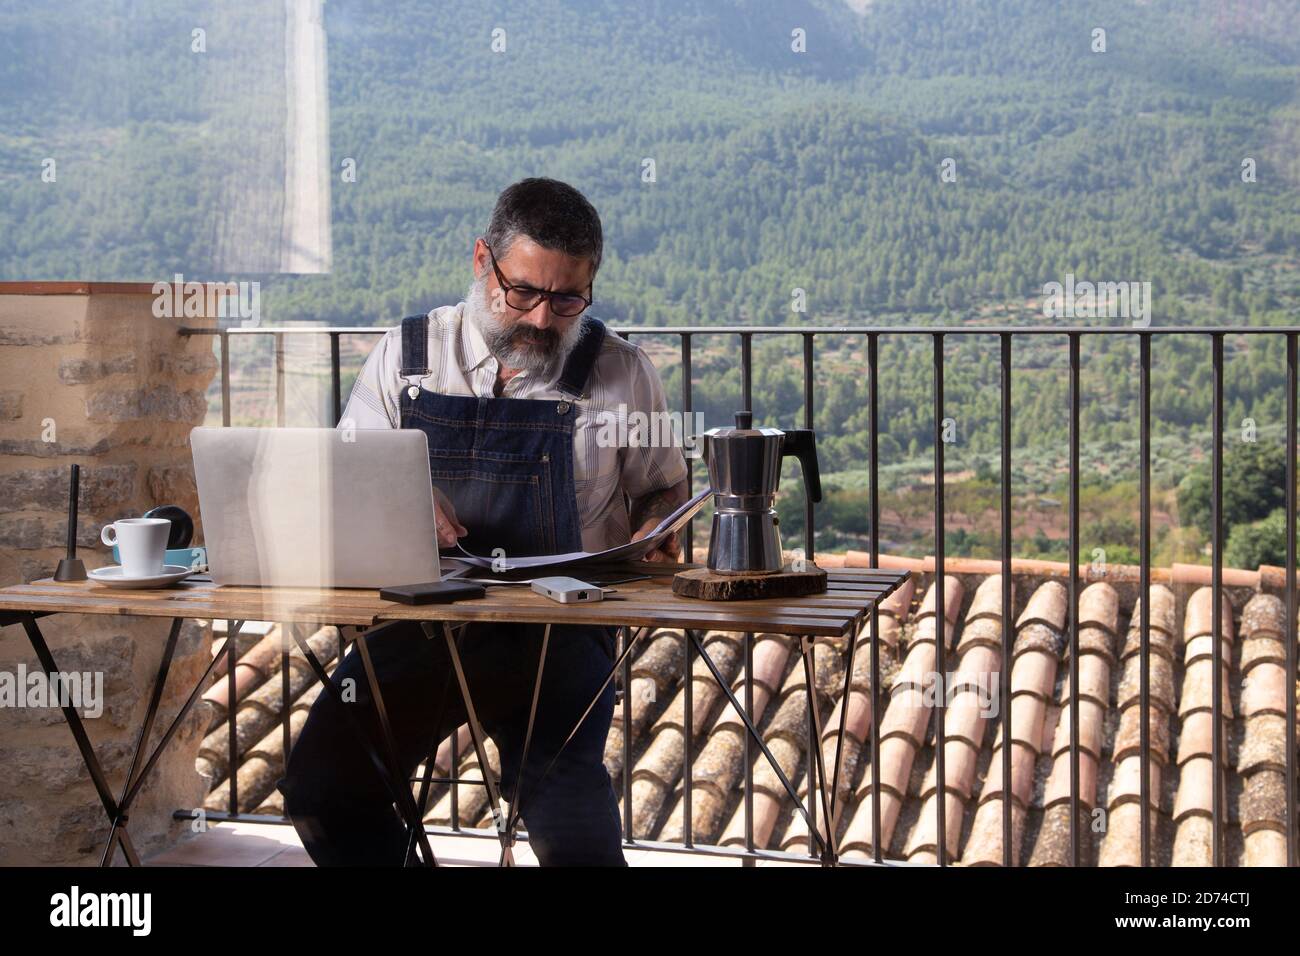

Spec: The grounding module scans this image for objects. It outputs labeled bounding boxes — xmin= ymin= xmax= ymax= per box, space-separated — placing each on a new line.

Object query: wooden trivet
xmin=672 ymin=564 xmax=828 ymax=601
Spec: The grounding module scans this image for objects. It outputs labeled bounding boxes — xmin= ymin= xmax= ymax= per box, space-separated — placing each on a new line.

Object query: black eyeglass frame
xmin=482 ymin=240 xmax=594 ymax=318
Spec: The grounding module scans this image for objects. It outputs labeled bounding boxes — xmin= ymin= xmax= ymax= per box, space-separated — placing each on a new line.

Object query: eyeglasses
xmin=483 ymin=241 xmax=593 ymax=318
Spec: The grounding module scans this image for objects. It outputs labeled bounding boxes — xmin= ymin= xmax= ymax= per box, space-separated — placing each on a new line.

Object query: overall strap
xmin=555 ymin=317 xmax=607 ymax=398
xmin=398 ymin=314 xmax=430 ymax=377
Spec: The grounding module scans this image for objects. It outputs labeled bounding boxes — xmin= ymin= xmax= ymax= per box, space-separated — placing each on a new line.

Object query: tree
xmin=1225 ymin=508 xmax=1289 ymax=570
xmin=1176 ymin=442 xmax=1288 ymax=538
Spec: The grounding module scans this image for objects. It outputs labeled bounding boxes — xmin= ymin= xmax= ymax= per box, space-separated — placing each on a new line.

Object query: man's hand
xmin=629 ymin=478 xmax=690 ymax=563
xmin=433 ymin=486 xmax=468 ymax=548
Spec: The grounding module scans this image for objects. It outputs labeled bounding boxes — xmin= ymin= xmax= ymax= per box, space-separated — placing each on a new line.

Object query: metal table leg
xmin=425 ymin=621 xmax=517 ymax=865
xmin=509 ymin=626 xmax=646 ymax=838
xmin=685 ymin=629 xmax=831 ymax=861
xmin=404 ymin=623 xmax=463 ymax=867
xmin=800 ymin=635 xmax=839 ymax=865
xmin=496 ymin=622 xmax=552 ymax=866
xmin=14 ymin=613 xmax=244 ymax=867
xmin=286 ymin=622 xmax=437 ymax=867
xmin=428 ymin=622 xmax=646 ymax=865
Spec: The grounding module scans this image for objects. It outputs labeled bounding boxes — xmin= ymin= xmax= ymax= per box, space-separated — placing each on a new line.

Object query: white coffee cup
xmin=101 ymin=518 xmax=171 ymax=578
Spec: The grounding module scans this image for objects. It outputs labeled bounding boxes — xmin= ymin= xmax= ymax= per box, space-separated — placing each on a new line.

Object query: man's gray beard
xmin=464 ymin=275 xmax=584 ymax=378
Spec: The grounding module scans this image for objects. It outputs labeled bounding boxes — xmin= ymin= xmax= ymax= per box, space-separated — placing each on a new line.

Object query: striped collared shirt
xmin=341 ymin=302 xmax=689 ymax=552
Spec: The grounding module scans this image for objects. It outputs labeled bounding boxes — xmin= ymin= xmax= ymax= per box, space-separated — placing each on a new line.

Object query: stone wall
xmin=0 ymin=283 xmax=221 ymax=865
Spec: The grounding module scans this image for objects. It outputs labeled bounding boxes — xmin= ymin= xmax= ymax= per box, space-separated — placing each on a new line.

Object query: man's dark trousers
xmin=277 ymin=618 xmax=627 ymax=866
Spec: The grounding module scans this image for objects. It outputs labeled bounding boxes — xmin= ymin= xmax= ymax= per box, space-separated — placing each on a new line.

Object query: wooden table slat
xmin=0 ymin=568 xmax=909 ymax=638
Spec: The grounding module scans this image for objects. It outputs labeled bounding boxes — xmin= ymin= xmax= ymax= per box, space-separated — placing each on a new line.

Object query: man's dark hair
xmin=483 ymin=177 xmax=603 ymax=277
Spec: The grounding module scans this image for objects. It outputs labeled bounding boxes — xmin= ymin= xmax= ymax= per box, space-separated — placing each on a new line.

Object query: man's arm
xmin=628 ymin=477 xmax=690 ymax=562
xmin=620 ymin=346 xmax=691 ymax=562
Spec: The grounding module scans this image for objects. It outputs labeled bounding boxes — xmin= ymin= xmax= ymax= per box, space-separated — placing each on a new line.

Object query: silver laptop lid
xmin=191 ymin=427 xmax=440 ymax=588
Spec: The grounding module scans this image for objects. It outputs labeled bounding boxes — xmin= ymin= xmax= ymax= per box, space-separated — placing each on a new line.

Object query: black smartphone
xmin=379 ymin=581 xmax=486 ymax=605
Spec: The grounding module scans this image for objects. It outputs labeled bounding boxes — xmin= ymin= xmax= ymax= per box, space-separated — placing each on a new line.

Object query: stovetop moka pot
xmin=703 ymin=411 xmax=822 ymax=574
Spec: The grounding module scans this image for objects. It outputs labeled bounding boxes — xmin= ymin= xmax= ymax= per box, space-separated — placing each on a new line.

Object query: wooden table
xmin=0 ymin=562 xmax=908 ymax=867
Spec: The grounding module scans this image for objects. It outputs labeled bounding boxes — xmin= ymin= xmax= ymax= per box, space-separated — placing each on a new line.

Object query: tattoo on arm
xmin=629 ymin=479 xmax=690 ymax=529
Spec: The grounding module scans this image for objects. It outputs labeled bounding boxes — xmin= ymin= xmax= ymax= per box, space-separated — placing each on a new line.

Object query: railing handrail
xmin=181 ymin=323 xmax=1300 ymax=336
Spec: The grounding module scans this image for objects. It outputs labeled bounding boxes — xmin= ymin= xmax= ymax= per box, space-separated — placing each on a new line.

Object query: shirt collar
xmin=455 ymin=301 xmax=495 ymax=372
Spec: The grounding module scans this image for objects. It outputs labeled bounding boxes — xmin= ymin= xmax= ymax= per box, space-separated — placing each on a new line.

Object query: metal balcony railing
xmin=180 ymin=322 xmax=1300 ymax=867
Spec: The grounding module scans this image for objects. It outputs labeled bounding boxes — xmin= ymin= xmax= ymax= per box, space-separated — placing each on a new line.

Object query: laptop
xmin=190 ymin=427 xmax=441 ymax=588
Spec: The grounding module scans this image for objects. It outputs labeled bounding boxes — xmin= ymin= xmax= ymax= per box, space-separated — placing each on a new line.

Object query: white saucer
xmin=87 ymin=565 xmax=195 ymax=589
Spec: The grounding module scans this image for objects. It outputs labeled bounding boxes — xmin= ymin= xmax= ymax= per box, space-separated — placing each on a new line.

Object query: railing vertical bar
xmin=741 ymin=332 xmax=753 ymax=412
xmin=683 ymin=626 xmax=694 ymax=848
xmin=220 ymin=330 xmax=231 ymax=428
xmin=281 ymin=631 xmax=292 ymax=785
xmin=681 ymin=333 xmax=694 ymax=561
xmin=1139 ymin=333 xmax=1152 ymax=867
xmin=330 ymin=332 xmax=342 ymax=426
xmin=226 ymin=620 xmax=237 ymax=814
xmin=681 ymin=629 xmax=691 ymax=853
xmin=449 ymin=688 xmax=460 ymax=830
xmin=803 ymin=332 xmax=816 ymax=561
xmin=275 ymin=332 xmax=286 ymax=428
xmin=622 ymin=626 xmax=633 ymax=843
xmin=743 ymin=630 xmax=755 ymax=861
xmin=1287 ymin=332 xmax=1298 ymax=869
xmin=932 ymin=332 xmax=947 ymax=867
xmin=807 ymin=681 xmax=817 ymax=858
xmin=1211 ymin=332 xmax=1225 ymax=867
xmin=1000 ymin=332 xmax=1013 ymax=867
xmin=1068 ymin=332 xmax=1081 ymax=866
xmin=868 ymin=332 xmax=883 ymax=864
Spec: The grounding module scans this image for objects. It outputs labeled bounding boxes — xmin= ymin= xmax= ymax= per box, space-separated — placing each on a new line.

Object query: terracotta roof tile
xmin=956 ymin=616 xmax=1003 ymax=656
xmin=1241 ymin=635 xmax=1288 ymax=674
xmin=905 ymin=790 xmax=965 ymax=861
xmin=1182 ymin=633 xmax=1235 ymax=669
xmin=1016 ymin=580 xmax=1068 ymax=631
xmin=976 ymin=741 xmax=1038 ymax=808
xmin=1184 ymin=586 xmax=1236 ymax=643
xmin=1078 ymin=582 xmax=1120 ymax=634
xmin=1171 ymin=815 xmax=1217 ymax=866
xmin=1042 ymin=750 xmax=1099 ymax=810
xmin=1009 ymin=650 xmax=1057 ymax=702
xmin=1097 ymin=801 xmax=1158 ymax=867
xmin=1241 ymin=662 xmax=1288 ymax=719
xmin=1239 ymin=770 xmax=1288 ymax=837
xmin=1177 ymin=658 xmax=1235 ymax=720
xmin=1071 ymin=624 xmax=1118 ymax=665
xmin=1240 ymin=592 xmax=1287 ymax=639
xmin=966 ymin=574 xmax=1012 ymax=623
xmin=1238 ymin=713 xmax=1289 ymax=775
xmin=913 ymin=574 xmax=964 ymax=626
xmin=1243 ymin=827 xmax=1288 ymax=866
xmin=1105 ymin=754 xmax=1162 ymax=810
xmin=1171 ymin=563 xmax=1259 ymax=589
xmin=1112 ymin=704 xmax=1170 ymax=766
xmin=1059 ymin=656 xmax=1111 ymax=708
xmin=961 ymin=797 xmax=1027 ymax=866
xmin=1172 ymin=755 xmax=1218 ymax=822
xmin=918 ymin=739 xmax=981 ymax=802
xmin=839 ymin=788 xmax=905 ymax=858
xmin=1029 ymin=803 xmax=1092 ymax=866
xmin=1052 ymin=698 xmax=1108 ymax=762
xmin=1117 ymin=654 xmax=1175 ymax=714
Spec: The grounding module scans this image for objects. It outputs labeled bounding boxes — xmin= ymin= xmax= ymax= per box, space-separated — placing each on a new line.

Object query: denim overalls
xmin=397 ymin=311 xmax=604 ymax=556
xmin=278 ymin=312 xmax=627 ymax=866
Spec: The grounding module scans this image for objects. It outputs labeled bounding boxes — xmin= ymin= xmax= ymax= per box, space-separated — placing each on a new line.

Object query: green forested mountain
xmin=3 ymin=0 xmax=1299 ymax=561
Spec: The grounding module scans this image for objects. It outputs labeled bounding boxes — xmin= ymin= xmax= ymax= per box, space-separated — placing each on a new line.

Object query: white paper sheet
xmin=449 ymin=487 xmax=711 ymax=572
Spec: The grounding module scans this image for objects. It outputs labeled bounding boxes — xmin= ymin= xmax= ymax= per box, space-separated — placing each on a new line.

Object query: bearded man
xmin=277 ymin=177 xmax=689 ymax=866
